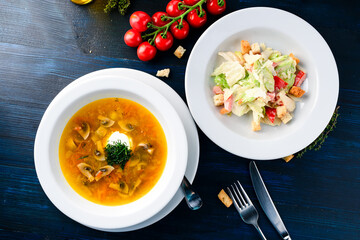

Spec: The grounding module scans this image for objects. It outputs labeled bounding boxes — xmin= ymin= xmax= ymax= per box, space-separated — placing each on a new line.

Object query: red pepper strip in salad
xmin=213 ymin=85 xmax=224 ymax=94
xmin=294 ymin=70 xmax=306 ymax=87
xmin=265 ymin=107 xmax=277 ymax=123
xmin=224 ymin=95 xmax=233 ymax=111
xmin=274 ymin=76 xmax=288 ymax=91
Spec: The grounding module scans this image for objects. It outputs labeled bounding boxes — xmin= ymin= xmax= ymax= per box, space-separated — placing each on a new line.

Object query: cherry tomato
xmin=155 ymin=31 xmax=174 ymax=51
xmin=166 ymin=0 xmax=186 ymax=17
xmin=206 ymin=0 xmax=226 ymax=15
xmin=137 ymin=42 xmax=157 ymax=61
xmin=152 ymin=11 xmax=170 ymax=27
xmin=187 ymin=8 xmax=207 ymax=28
xmin=130 ymin=11 xmax=151 ymax=32
xmin=170 ymin=20 xmax=190 ymax=39
xmin=183 ymin=0 xmax=200 ymax=5
xmin=124 ymin=29 xmax=142 ymax=47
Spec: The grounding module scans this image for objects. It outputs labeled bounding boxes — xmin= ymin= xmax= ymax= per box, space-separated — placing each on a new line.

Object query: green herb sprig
xmin=104 ymin=141 xmax=132 ymax=169
xmin=296 ymin=106 xmax=340 ymax=158
xmin=104 ymin=0 xmax=130 ymax=15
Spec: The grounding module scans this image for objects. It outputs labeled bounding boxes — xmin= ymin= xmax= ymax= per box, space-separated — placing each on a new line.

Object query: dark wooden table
xmin=1 ymin=0 xmax=359 ymax=239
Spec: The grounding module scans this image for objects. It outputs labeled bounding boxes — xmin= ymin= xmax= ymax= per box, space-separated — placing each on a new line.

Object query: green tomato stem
xmin=141 ymin=0 xmax=206 ymax=41
xmin=218 ymin=0 xmax=225 ymax=7
xmin=198 ymin=4 xmax=204 ymax=17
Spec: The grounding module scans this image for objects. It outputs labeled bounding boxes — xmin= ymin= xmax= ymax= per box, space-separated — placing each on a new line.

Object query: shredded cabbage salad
xmin=211 ymin=41 xmax=307 ymax=131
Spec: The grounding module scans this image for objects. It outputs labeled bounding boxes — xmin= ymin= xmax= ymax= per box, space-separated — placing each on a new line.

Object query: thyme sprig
xmin=296 ymin=106 xmax=340 ymax=158
xmin=104 ymin=0 xmax=130 ymax=15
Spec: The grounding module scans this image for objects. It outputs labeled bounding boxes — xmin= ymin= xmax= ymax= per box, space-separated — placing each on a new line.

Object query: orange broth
xmin=59 ymin=98 xmax=167 ymax=206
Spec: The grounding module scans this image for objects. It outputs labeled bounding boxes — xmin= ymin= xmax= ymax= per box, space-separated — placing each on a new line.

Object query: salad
xmin=212 ymin=40 xmax=307 ymax=131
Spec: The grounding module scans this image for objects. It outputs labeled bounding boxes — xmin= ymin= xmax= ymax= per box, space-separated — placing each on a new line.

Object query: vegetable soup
xmin=59 ymin=98 xmax=167 ymax=206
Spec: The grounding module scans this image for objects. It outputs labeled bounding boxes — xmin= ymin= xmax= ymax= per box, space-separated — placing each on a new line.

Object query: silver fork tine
xmin=237 ymin=180 xmax=252 ymax=205
xmin=228 ymin=181 xmax=267 ymax=240
xmin=233 ymin=183 xmax=247 ymax=206
xmin=227 ymin=187 xmax=242 ymax=212
xmin=230 ymin=185 xmax=245 ymax=208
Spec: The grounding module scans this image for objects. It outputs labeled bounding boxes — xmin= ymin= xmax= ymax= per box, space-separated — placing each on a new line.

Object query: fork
xmin=227 ymin=181 xmax=267 ymax=240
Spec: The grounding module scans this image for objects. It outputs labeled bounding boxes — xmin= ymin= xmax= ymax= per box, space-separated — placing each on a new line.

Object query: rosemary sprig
xmin=104 ymin=0 xmax=130 ymax=15
xmin=296 ymin=106 xmax=340 ymax=158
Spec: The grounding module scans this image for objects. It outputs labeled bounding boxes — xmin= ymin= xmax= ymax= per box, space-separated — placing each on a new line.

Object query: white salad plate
xmin=35 ymin=68 xmax=199 ymax=232
xmin=185 ymin=7 xmax=339 ymax=160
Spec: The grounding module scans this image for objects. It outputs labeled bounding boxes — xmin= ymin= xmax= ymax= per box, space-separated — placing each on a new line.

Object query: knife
xmin=249 ymin=161 xmax=292 ymax=240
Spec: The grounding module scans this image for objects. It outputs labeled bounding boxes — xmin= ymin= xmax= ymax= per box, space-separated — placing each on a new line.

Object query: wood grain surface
xmin=0 ymin=0 xmax=359 ymax=239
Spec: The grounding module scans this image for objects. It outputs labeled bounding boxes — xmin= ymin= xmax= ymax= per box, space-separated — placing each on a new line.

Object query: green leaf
xmin=214 ymin=74 xmax=229 ymax=89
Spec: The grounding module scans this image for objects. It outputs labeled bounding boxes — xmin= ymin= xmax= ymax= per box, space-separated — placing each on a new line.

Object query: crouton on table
xmin=174 ymin=45 xmax=186 ymax=59
xmin=218 ymin=189 xmax=233 ymax=207
xmin=156 ymin=68 xmax=170 ymax=78
xmin=283 ymin=154 xmax=294 ymax=162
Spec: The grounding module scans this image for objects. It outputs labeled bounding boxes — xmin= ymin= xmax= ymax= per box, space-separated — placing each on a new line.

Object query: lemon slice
xmin=71 ymin=0 xmax=93 ymax=5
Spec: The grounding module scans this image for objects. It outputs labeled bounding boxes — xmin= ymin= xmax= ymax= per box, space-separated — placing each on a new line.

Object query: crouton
xmin=174 ymin=45 xmax=186 ymax=59
xmin=252 ymin=121 xmax=261 ymax=131
xmin=289 ymin=86 xmax=305 ymax=98
xmin=213 ymin=94 xmax=224 ymax=107
xmin=219 ymin=108 xmax=228 ymax=114
xmin=260 ymin=43 xmax=266 ymax=51
xmin=281 ymin=112 xmax=292 ymax=124
xmin=283 ymin=154 xmax=294 ymax=162
xmin=156 ymin=68 xmax=170 ymax=78
xmin=234 ymin=51 xmax=245 ymax=65
xmin=289 ymin=53 xmax=300 ymax=64
xmin=251 ymin=43 xmax=261 ymax=54
xmin=276 ymin=106 xmax=287 ymax=119
xmin=241 ymin=40 xmax=251 ymax=54
xmin=218 ymin=189 xmax=233 ymax=208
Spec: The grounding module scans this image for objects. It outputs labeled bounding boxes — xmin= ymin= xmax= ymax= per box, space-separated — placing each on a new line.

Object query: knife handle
xmin=253 ymin=224 xmax=267 ymax=240
xmin=283 ymin=234 xmax=291 ymax=240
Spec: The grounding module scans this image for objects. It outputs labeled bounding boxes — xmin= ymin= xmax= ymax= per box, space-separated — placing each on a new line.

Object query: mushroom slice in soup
xmin=118 ymin=121 xmax=136 ymax=132
xmin=119 ymin=181 xmax=129 ymax=194
xmin=137 ymin=142 xmax=154 ymax=155
xmin=94 ymin=141 xmax=105 ymax=161
xmin=108 ymin=181 xmax=129 ymax=194
xmin=129 ymin=154 xmax=140 ymax=167
xmin=75 ymin=122 xmax=90 ymax=140
xmin=98 ymin=115 xmax=115 ymax=128
xmin=129 ymin=179 xmax=142 ymax=196
xmin=66 ymin=138 xmax=77 ymax=150
xmin=77 ymin=163 xmax=94 ymax=182
xmin=95 ymin=165 xmax=114 ymax=181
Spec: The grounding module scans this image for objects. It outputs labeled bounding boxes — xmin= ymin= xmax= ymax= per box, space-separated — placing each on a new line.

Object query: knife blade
xmin=249 ymin=161 xmax=291 ymax=240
